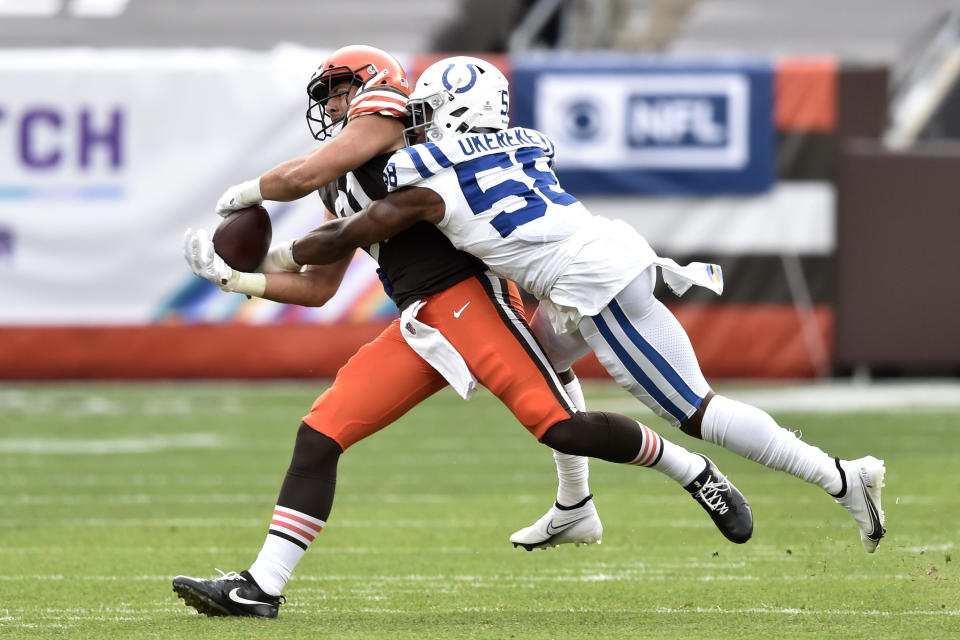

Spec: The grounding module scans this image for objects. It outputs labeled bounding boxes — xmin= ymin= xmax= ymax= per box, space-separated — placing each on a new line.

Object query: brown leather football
xmin=212 ymin=205 xmax=272 ymax=272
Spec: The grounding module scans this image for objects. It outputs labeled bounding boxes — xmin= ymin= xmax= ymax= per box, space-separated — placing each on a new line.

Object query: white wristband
xmin=237 ymin=177 xmax=263 ymax=207
xmin=258 ymin=239 xmax=301 ymax=273
xmin=222 ymin=271 xmax=267 ymax=297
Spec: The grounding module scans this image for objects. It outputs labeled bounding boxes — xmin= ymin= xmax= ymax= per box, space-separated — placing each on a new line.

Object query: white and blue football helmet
xmin=405 ymin=56 xmax=510 ymax=143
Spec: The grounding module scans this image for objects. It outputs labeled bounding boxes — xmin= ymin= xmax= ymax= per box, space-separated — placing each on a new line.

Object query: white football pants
xmin=531 ymin=267 xmax=709 ymax=427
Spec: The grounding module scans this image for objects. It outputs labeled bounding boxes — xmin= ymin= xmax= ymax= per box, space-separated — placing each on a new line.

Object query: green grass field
xmin=1 ymin=382 xmax=958 ymax=639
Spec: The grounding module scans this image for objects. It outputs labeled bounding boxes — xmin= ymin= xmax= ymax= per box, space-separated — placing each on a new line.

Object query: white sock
xmin=701 ymin=394 xmax=841 ymax=494
xmin=554 ymin=375 xmax=591 ymax=506
xmin=629 ymin=421 xmax=705 ymax=486
xmin=554 ymin=450 xmax=590 ymax=506
xmin=247 ymin=505 xmax=324 ymax=596
xmin=563 ymin=374 xmax=587 ymax=412
xmin=248 ymin=535 xmax=301 ymax=596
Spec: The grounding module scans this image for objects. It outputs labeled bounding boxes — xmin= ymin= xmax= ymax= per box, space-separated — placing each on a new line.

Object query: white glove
xmin=183 ymin=227 xmax=268 ymax=297
xmin=183 ymin=227 xmax=234 ymax=287
xmin=215 ymin=177 xmax=263 ymax=216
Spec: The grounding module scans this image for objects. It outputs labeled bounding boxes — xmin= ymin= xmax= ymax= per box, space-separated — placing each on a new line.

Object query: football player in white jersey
xmin=272 ymin=56 xmax=886 ymax=554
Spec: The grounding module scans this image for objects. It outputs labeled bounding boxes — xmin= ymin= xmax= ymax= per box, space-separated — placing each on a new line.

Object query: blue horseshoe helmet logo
xmin=441 ymin=63 xmax=478 ymax=94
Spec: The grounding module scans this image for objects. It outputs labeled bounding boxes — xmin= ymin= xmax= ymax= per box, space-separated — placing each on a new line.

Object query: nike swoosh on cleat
xmin=453 ymin=302 xmax=470 ymax=318
xmin=545 ymin=516 xmax=587 ymax=536
xmin=228 ymin=588 xmax=273 ymax=607
xmin=861 ymin=485 xmax=884 ymax=540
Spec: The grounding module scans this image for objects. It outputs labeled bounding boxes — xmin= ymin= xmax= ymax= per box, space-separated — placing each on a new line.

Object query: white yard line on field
xmin=0 ymin=433 xmax=223 ymax=454
xmin=0 ymin=572 xmax=930 ymax=583
xmin=588 ymin=380 xmax=960 ymax=414
xmin=0 ymin=492 xmax=271 ymax=505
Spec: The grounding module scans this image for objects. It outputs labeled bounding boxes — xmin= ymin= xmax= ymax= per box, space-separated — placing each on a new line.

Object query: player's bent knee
xmin=540 ymin=411 xmax=639 ymax=464
xmin=289 ymin=422 xmax=344 ymax=473
xmin=679 ymin=390 xmax=715 ymax=439
xmin=539 ymin=416 xmax=580 ymax=453
xmin=511 ymin=390 xmax=571 ymax=438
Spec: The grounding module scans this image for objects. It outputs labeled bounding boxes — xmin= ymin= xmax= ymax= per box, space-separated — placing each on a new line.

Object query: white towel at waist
xmin=653 ymin=257 xmax=724 ymax=297
xmin=399 ymin=300 xmax=478 ymax=400
xmin=542 ymin=258 xmax=724 ymax=335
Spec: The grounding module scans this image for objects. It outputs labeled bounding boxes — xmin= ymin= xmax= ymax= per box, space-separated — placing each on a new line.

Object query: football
xmin=212 ymin=204 xmax=272 ymax=272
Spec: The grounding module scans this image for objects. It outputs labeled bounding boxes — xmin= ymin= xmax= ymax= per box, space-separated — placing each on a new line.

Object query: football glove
xmin=183 ymin=227 xmax=234 ymax=287
xmin=183 ymin=228 xmax=267 ymax=297
xmin=215 ymin=177 xmax=263 ymax=216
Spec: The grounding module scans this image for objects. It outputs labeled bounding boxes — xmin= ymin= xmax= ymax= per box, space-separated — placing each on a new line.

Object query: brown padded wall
xmin=835 ymin=141 xmax=960 ymax=371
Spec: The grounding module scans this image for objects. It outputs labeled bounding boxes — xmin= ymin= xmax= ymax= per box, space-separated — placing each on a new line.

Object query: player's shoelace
xmin=694 ymin=478 xmax=731 ymax=514
xmin=207 ymin=568 xmax=286 ymax=605
xmin=213 ymin=568 xmax=243 ymax=581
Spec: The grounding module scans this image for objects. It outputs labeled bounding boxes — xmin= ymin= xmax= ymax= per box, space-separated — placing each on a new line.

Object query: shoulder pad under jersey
xmin=347 ymin=86 xmax=410 ymax=121
xmin=514 ymin=127 xmax=557 ymax=167
xmin=382 ymin=142 xmax=455 ymax=192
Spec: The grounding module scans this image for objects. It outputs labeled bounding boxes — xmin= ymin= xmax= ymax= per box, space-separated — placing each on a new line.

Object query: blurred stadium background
xmin=1 ymin=0 xmax=959 ymax=382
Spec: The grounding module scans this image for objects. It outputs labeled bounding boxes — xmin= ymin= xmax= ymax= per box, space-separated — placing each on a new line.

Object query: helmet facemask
xmin=303 ymin=45 xmax=410 ymax=142
xmin=403 ymin=92 xmax=454 ymax=145
xmin=305 ymin=68 xmax=365 ymax=141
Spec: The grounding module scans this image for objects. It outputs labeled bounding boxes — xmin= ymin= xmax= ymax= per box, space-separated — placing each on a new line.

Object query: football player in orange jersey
xmin=177 ymin=46 xmax=753 ymax=619
xmin=179 ymin=44 xmax=610 ymax=619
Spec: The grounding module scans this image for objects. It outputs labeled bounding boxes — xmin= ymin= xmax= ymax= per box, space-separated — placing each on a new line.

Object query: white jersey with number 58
xmin=384 ymin=127 xmax=656 ymax=322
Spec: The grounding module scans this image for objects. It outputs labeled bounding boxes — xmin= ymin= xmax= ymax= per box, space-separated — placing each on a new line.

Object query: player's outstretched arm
xmin=261 ymin=115 xmax=405 ymax=201
xmin=216 ymin=115 xmax=405 ymax=215
xmin=245 ymin=208 xmax=354 ymax=306
xmin=258 ymin=261 xmax=352 ymax=306
xmin=291 ymin=187 xmax=445 ymax=265
xmin=183 ymin=236 xmax=351 ymax=306
xmin=184 ymin=209 xmax=353 ymax=306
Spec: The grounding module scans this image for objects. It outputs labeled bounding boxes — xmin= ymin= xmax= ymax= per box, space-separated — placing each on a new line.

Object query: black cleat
xmin=684 ymin=454 xmax=753 ymax=544
xmin=172 ymin=569 xmax=284 ymax=618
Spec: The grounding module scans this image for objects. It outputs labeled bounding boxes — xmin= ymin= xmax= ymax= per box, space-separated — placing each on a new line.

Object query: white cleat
xmin=510 ymin=494 xmax=603 ymax=551
xmin=833 ymin=456 xmax=886 ymax=553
